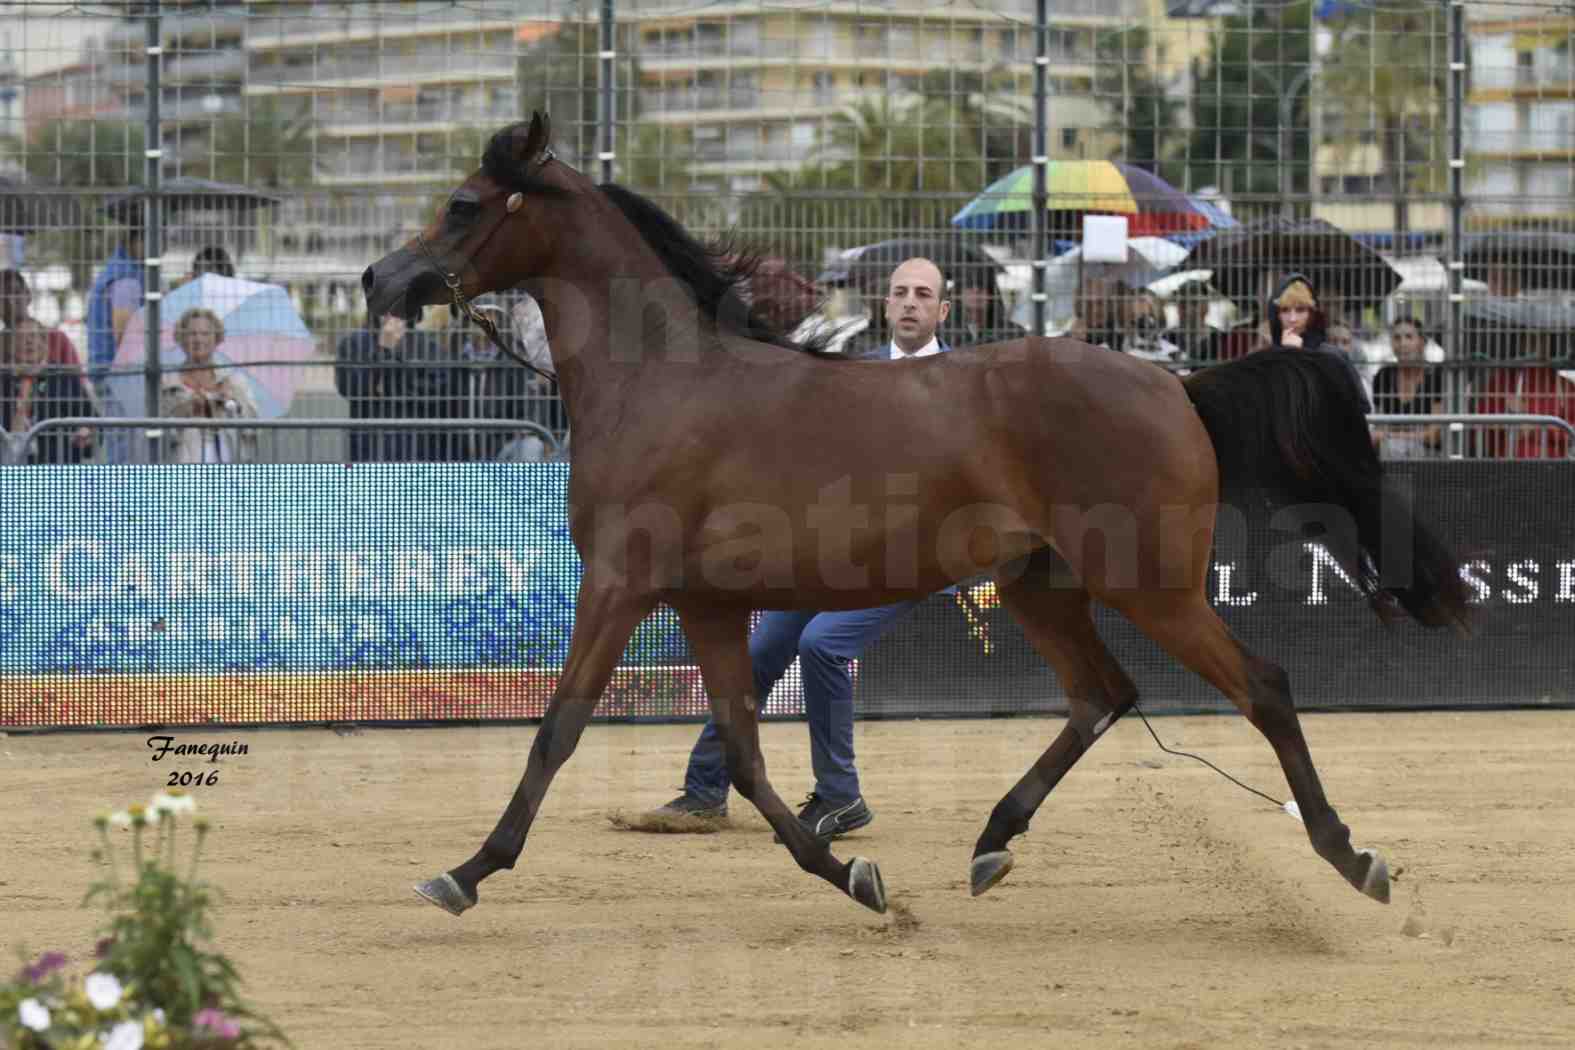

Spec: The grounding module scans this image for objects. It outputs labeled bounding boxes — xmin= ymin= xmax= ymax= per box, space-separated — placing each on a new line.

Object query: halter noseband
xmin=413 ymin=146 xmax=558 ymax=387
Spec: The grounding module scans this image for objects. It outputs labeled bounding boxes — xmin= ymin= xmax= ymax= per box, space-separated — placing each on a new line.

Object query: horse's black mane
xmin=598 ymin=183 xmax=830 ymax=353
xmin=481 ymin=123 xmax=830 ymax=355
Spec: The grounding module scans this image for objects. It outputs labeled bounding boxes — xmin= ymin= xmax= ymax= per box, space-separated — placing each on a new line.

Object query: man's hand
xmin=72 ymin=426 xmax=93 ymax=450
xmin=1281 ymin=331 xmax=1304 ymax=349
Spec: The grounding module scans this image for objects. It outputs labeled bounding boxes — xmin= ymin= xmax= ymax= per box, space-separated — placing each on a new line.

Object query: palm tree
xmin=203 ymin=97 xmax=316 ymax=190
xmin=1185 ymin=1 xmax=1315 ymax=212
xmin=23 ymin=120 xmax=147 ymax=282
xmin=1317 ymin=0 xmax=1453 ymax=237
xmin=735 ymin=94 xmax=988 ymax=264
xmin=917 ymin=67 xmax=1033 ymax=182
xmin=25 ymin=119 xmax=146 ymax=188
xmin=1095 ymin=27 xmax=1184 ymax=179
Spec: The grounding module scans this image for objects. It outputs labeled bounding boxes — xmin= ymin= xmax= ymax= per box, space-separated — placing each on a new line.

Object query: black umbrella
xmin=0 ymin=176 xmax=85 ymax=235
xmin=101 ymin=177 xmax=281 ymax=225
xmin=816 ymin=237 xmax=1005 ymax=294
xmin=1460 ymin=296 xmax=1575 ymax=362
xmin=1459 ymin=232 xmax=1575 ymax=293
xmin=1184 ymin=217 xmax=1403 ymax=314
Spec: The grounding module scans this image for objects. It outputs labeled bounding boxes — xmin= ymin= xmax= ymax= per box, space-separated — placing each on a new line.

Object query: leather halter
xmin=412 ymin=146 xmax=558 ymax=387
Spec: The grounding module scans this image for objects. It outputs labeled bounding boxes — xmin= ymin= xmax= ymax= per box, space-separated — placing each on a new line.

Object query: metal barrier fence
xmin=3 ymin=409 xmax=1565 ymax=466
xmin=1368 ymin=412 xmax=1575 ymax=460
xmin=1 ymin=0 xmax=1572 ymax=453
xmin=2 ymin=415 xmax=562 ymax=465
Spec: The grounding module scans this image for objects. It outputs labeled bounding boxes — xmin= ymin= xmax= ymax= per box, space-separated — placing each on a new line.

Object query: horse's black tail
xmin=1183 ymin=350 xmax=1472 ymax=631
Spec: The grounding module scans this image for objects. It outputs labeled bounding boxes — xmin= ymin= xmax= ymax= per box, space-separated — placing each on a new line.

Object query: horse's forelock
xmin=480 ymin=120 xmax=561 ymax=197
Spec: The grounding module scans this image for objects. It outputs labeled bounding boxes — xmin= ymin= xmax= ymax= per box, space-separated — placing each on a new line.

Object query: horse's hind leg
xmin=1110 ymin=589 xmax=1390 ymax=903
xmin=971 ymin=572 xmax=1139 ymax=896
xmin=414 ymin=578 xmax=654 ymax=916
xmin=675 ymin=603 xmax=886 ymax=914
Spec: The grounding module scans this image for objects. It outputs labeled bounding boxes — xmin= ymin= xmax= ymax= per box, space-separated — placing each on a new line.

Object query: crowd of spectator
xmin=1065 ymin=274 xmax=1575 ymax=461
xmin=331 ymin=302 xmax=561 ymax=464
xmin=1 ymin=235 xmax=1570 ymax=464
xmin=1 ymin=223 xmax=563 ymax=465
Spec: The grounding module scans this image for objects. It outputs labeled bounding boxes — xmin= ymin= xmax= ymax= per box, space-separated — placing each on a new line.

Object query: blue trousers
xmin=683 ymin=602 xmax=919 ymax=806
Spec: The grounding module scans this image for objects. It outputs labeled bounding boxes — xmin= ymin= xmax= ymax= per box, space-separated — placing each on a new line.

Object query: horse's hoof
xmin=847 ymin=857 xmax=887 ymax=914
xmin=413 ymin=873 xmax=476 ymax=916
xmin=1356 ymin=849 xmax=1390 ymax=904
xmin=970 ymin=851 xmax=1014 ymax=897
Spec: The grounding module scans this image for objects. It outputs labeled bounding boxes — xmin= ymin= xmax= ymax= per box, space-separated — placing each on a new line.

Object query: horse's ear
xmin=520 ymin=111 xmax=551 ymax=166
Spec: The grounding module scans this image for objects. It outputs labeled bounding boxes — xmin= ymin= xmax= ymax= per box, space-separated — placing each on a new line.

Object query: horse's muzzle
xmin=362 ymin=249 xmax=440 ymax=322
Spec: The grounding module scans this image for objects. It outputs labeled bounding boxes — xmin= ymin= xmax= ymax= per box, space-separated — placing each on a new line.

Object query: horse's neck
xmin=534 ymin=233 xmax=706 ymax=428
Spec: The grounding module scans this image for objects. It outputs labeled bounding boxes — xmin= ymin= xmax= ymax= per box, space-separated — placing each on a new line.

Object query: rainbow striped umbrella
xmin=951 ymin=162 xmax=1235 ymax=238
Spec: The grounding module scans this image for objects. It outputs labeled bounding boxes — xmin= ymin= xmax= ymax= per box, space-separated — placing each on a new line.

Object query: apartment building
xmin=246 ymin=6 xmax=524 ymax=189
xmin=1464 ymin=11 xmax=1575 ymax=229
xmin=240 ymin=0 xmax=1191 ymax=192
xmin=618 ymin=0 xmax=1163 ymax=190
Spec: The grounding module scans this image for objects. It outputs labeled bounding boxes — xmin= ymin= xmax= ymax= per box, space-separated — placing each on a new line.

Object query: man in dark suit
xmin=840 ymin=256 xmax=954 ymax=361
xmin=645 ymin=257 xmax=956 ymax=841
xmin=334 ymin=312 xmax=451 ymax=462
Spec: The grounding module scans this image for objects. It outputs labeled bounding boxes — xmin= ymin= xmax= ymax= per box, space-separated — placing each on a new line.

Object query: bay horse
xmin=363 ymin=114 xmax=1471 ymax=918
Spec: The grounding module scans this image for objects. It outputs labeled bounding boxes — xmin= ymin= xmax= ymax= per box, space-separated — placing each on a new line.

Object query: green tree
xmin=735 ymin=94 xmax=990 ymax=265
xmin=917 ymin=67 xmax=1033 ymax=182
xmin=25 ymin=118 xmax=146 ymax=187
xmin=618 ymin=123 xmax=692 ymax=188
xmin=1096 ymin=27 xmax=1185 ymax=180
xmin=1185 ymin=0 xmax=1315 ymax=213
xmin=202 ymin=96 xmax=316 ymax=189
xmin=515 ymin=14 xmax=640 ymax=171
xmin=1317 ymin=0 xmax=1453 ymax=236
xmin=22 ymin=120 xmax=147 ymax=280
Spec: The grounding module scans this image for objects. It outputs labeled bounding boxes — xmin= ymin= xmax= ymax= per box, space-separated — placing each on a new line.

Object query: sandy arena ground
xmin=3 ymin=710 xmax=1573 ymax=1049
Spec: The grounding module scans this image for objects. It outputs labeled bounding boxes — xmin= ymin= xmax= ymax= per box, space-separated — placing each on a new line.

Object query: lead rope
xmin=1128 ymin=699 xmax=1302 ymax=821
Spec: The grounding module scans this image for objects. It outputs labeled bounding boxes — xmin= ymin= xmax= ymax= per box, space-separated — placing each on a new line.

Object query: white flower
xmin=108 ymin=810 xmax=133 ymax=828
xmin=104 ymin=1020 xmax=145 ymax=1050
xmin=18 ymin=998 xmax=50 ymax=1032
xmin=148 ymin=790 xmax=196 ymax=817
xmin=152 ymin=1008 xmax=166 ymax=1024
xmin=84 ymin=971 xmax=124 ymax=1010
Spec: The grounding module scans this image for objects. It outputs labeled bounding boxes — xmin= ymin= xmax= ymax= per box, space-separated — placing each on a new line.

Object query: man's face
xmin=883 ymin=258 xmax=949 ymax=351
xmin=14 ymin=320 xmax=49 ymax=366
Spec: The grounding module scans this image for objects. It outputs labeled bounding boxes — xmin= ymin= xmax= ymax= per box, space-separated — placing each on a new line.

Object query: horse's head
xmin=362 ymin=112 xmax=568 ymax=323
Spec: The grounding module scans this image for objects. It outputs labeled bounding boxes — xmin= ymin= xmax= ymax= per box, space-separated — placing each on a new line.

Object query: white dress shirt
xmin=888 ymin=336 xmax=942 ymax=360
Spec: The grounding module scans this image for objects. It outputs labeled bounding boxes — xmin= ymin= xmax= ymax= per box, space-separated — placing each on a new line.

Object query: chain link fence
xmin=0 ymin=0 xmax=1571 ymax=465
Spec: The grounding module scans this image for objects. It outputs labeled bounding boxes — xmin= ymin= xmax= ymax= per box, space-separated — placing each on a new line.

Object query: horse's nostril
xmin=361 ymin=266 xmax=376 ymax=297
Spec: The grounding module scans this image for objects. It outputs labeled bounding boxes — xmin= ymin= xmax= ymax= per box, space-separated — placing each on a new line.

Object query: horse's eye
xmin=447 ymin=200 xmax=480 ymax=222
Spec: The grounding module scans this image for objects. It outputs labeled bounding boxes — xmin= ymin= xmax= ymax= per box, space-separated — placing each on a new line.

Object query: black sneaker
xmin=649 ymin=792 xmax=727 ymax=820
xmin=776 ymin=793 xmax=874 ymax=842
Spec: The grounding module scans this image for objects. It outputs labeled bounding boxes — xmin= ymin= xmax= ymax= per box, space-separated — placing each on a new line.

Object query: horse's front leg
xmin=675 ymin=603 xmax=887 ymax=914
xmin=414 ymin=576 xmax=654 ymax=915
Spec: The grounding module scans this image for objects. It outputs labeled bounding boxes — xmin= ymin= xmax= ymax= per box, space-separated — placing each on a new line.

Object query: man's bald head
xmin=883 ymin=256 xmax=950 ymax=353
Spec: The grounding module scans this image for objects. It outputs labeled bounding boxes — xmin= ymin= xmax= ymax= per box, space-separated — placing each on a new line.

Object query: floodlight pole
xmin=1445 ymin=0 xmax=1466 ymax=414
xmin=1278 ymin=67 xmax=1313 ymax=220
xmin=1031 ymin=0 xmax=1048 ymax=338
xmin=143 ymin=0 xmax=163 ymax=459
xmin=598 ymin=0 xmax=615 ymax=184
